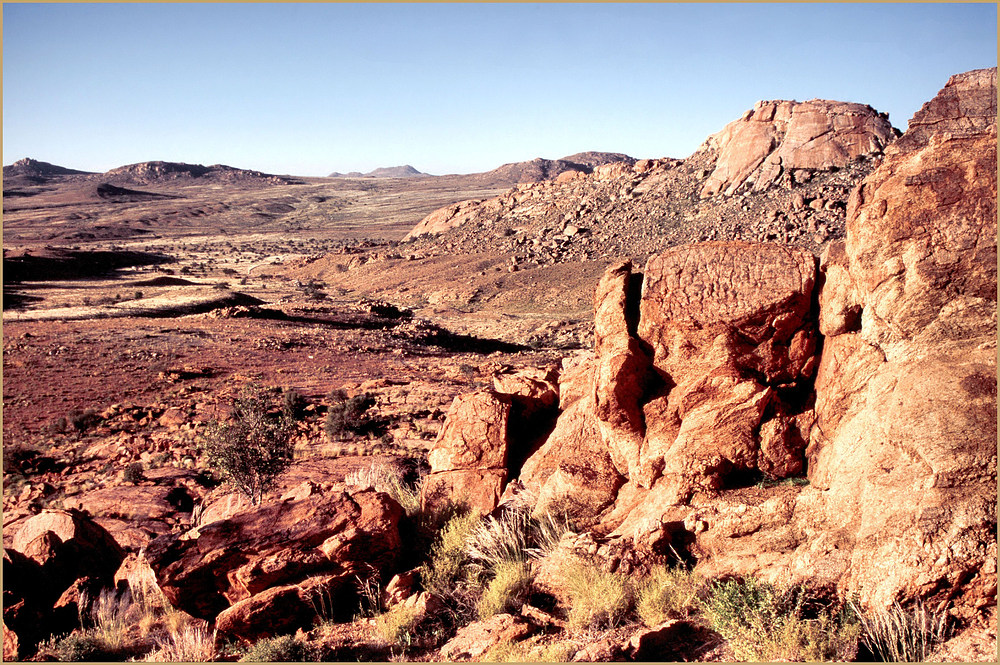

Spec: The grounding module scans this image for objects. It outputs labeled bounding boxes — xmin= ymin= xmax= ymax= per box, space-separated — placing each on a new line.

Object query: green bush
xmin=281 ymin=389 xmax=308 ymax=421
xmin=51 ymin=632 xmax=120 ymax=662
xmin=324 ymin=391 xmax=375 ymax=440
xmin=205 ymin=386 xmax=294 ymax=505
xmin=123 ymin=462 xmax=145 ymax=484
xmin=477 ymin=560 xmax=533 ymax=619
xmin=240 ymin=634 xmax=317 ymax=662
xmin=563 ymin=557 xmax=632 ymax=630
xmin=636 ymin=565 xmax=706 ymax=625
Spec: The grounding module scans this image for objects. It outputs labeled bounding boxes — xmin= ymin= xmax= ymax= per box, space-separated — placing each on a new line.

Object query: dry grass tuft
xmin=851 ymin=599 xmax=951 ymax=662
xmin=345 ymin=461 xmax=420 ymax=516
xmin=477 ymin=560 xmax=533 ymax=619
xmin=562 ymin=556 xmax=632 ymax=630
xmin=145 ymin=624 xmax=216 ymax=662
xmin=635 ymin=565 xmax=706 ymax=625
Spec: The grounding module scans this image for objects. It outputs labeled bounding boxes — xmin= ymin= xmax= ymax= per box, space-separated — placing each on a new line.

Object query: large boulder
xmin=699 ymin=98 xmax=898 ymax=197
xmin=636 ymin=242 xmax=818 ymax=501
xmin=10 ymin=509 xmax=124 ymax=597
xmin=421 ymin=391 xmax=513 ymax=514
xmin=144 ymin=488 xmax=402 ymax=640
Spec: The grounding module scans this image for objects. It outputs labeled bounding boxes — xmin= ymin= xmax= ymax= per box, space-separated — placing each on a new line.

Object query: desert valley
xmin=2 ymin=68 xmax=996 ymax=662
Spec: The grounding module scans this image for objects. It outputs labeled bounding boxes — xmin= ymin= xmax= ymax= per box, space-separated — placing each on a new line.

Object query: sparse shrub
xmin=702 ymin=576 xmax=861 ymax=661
xmin=636 ymin=565 xmax=705 ymax=625
xmin=51 ymin=632 xmax=119 ymax=662
xmin=851 ymin=599 xmax=950 ymax=662
xmin=421 ymin=509 xmax=482 ymax=597
xmin=205 ymin=386 xmax=294 ymax=505
xmin=477 ymin=560 xmax=532 ymax=619
xmin=66 ymin=408 xmax=100 ymax=433
xmin=374 ymin=603 xmax=422 ymax=648
xmin=123 ymin=462 xmax=146 ymax=484
xmin=563 ymin=556 xmax=632 ymax=630
xmin=324 ymin=391 xmax=375 ymax=440
xmin=239 ymin=634 xmax=317 ymax=662
xmin=281 ymin=388 xmax=308 ymax=421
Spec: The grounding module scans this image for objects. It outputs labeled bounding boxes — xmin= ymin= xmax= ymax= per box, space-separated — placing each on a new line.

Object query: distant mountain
xmin=328 ymin=165 xmax=427 ymax=178
xmin=103 ymin=161 xmax=300 ymax=186
xmin=3 ymin=158 xmax=94 ymax=178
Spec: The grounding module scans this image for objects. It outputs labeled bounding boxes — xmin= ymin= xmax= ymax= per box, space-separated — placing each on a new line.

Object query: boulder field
xmin=424 ymin=68 xmax=997 ymax=621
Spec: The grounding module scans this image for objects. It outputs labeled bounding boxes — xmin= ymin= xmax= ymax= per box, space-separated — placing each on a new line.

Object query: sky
xmin=3 ymin=2 xmax=996 ymax=177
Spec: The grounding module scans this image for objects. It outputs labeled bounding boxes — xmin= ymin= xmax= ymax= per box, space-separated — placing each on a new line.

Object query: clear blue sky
xmin=3 ymin=2 xmax=996 ymax=177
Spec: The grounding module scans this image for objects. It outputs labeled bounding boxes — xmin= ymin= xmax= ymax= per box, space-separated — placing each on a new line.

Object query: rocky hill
xmin=404 ymin=100 xmax=898 ymax=260
xmin=3 ymin=158 xmax=94 ymax=178
xmin=103 ymin=161 xmax=299 ymax=186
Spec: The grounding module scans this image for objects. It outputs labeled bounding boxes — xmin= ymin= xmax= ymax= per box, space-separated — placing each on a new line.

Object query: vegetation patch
xmin=204 ymin=385 xmax=294 ymax=505
xmin=562 ymin=556 xmax=632 ymax=630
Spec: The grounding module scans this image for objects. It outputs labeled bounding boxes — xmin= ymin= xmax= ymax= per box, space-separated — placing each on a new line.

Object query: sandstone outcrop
xmin=636 ymin=242 xmax=818 ymax=500
xmin=699 ymin=99 xmax=898 ymax=198
xmin=801 ymin=66 xmax=997 ymax=613
xmin=422 ymin=365 xmax=562 ymax=514
xmin=10 ymin=509 xmax=124 ymax=596
xmin=144 ymin=488 xmax=402 ymax=641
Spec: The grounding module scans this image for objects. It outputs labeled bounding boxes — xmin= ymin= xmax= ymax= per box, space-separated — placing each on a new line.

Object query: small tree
xmin=205 ymin=386 xmax=294 ymax=505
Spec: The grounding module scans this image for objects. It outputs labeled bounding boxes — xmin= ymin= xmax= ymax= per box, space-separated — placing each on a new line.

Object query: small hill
xmin=95 ymin=183 xmax=182 ymax=202
xmin=328 ymin=165 xmax=426 ymax=178
xmin=473 ymin=151 xmax=637 ymax=186
xmin=3 ymin=158 xmax=94 ymax=178
xmin=103 ymin=161 xmax=299 ymax=186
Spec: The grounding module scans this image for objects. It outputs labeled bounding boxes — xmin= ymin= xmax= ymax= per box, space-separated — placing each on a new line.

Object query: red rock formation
xmin=144 ymin=488 xmax=402 ymax=640
xmin=3 ymin=511 xmax=125 ymax=657
xmin=804 ymin=67 xmax=997 ymax=613
xmin=420 ymin=391 xmax=513 ymax=514
xmin=419 ymin=69 xmax=995 ymax=627
xmin=699 ymin=99 xmax=898 ymax=198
